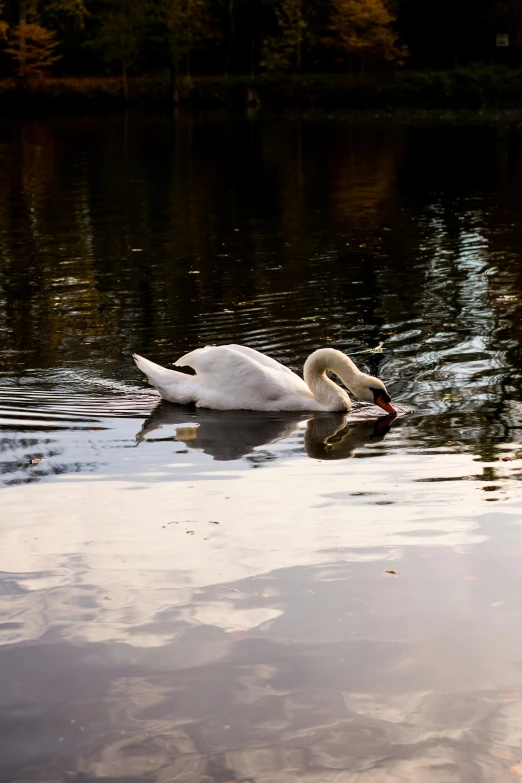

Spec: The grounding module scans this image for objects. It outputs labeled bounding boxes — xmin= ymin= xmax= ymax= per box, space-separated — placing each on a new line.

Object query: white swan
xmin=133 ymin=345 xmax=396 ymax=414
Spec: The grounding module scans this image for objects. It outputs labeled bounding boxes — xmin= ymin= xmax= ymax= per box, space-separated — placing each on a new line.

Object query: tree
xmin=0 ymin=0 xmax=7 ymax=41
xmin=328 ymin=0 xmax=406 ymax=72
xmin=222 ymin=0 xmax=236 ymax=75
xmin=5 ymin=20 xmax=61 ymax=78
xmin=92 ymin=0 xmax=149 ymax=100
xmin=1 ymin=0 xmax=86 ymax=81
xmin=157 ymin=0 xmax=214 ymax=97
xmin=261 ymin=0 xmax=306 ymax=72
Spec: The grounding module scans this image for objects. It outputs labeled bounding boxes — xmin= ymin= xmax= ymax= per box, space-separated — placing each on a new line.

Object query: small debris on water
xmin=209 ymin=520 xmax=220 ymax=525
xmin=384 ymin=570 xmax=400 ymax=575
xmin=28 ymin=458 xmax=45 ymax=464
xmin=131 ymin=248 xmax=143 ymax=252
xmin=356 ymin=341 xmax=384 ymax=354
xmin=501 ymin=457 xmax=514 ymax=461
xmin=186 ymin=530 xmax=194 ymax=535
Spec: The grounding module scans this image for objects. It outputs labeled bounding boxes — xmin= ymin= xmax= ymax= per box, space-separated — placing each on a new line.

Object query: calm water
xmin=2 ymin=110 xmax=522 ymax=782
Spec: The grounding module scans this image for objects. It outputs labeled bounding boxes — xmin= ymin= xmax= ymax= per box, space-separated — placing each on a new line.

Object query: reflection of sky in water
xmin=2 ymin=420 xmax=501 ymax=647
xmin=2 ymin=416 xmax=522 ymax=781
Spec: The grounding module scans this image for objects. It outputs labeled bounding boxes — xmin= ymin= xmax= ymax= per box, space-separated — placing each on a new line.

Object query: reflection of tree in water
xmin=2 ymin=115 xmax=522 ymax=463
xmin=0 ymin=114 xmax=402 ymax=375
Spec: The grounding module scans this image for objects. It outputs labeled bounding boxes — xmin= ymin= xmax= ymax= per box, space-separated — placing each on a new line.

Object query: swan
xmin=132 ymin=344 xmax=396 ymax=414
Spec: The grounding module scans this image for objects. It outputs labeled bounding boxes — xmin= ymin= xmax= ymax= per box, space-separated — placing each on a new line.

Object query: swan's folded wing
xmin=224 ymin=344 xmax=297 ymax=377
xmin=174 ymin=345 xmax=309 ymax=407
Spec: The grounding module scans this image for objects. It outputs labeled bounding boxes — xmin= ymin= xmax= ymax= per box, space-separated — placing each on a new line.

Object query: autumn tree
xmin=329 ymin=0 xmax=406 ymax=73
xmin=0 ymin=0 xmax=86 ymax=80
xmin=5 ymin=21 xmax=61 ymax=78
xmin=261 ymin=0 xmax=306 ymax=72
xmin=0 ymin=0 xmax=7 ymax=41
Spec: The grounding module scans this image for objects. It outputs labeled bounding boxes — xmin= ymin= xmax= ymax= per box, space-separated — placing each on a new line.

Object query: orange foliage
xmin=5 ymin=22 xmax=61 ymax=79
xmin=329 ymin=0 xmax=407 ymax=67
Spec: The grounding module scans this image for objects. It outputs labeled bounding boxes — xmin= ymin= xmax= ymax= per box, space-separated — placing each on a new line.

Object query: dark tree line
xmin=0 ymin=0 xmax=521 ymax=87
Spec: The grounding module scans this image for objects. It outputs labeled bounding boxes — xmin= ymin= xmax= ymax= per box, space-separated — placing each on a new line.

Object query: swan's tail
xmin=133 ymin=354 xmax=173 ymax=384
xmin=132 ymin=354 xmax=197 ymax=405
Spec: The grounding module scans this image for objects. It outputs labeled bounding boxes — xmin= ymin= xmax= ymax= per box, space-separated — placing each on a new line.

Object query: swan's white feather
xmin=133 ymin=344 xmax=392 ymax=413
xmin=132 ymin=354 xmax=198 ymax=405
xmin=174 ymin=345 xmax=316 ymax=411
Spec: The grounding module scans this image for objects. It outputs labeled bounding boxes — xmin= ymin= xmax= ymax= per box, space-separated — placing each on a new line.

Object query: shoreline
xmin=1 ymin=67 xmax=522 ymax=113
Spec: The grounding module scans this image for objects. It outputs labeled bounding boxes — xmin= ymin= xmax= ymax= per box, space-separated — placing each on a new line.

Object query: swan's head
xmin=354 ymin=374 xmax=396 ymax=415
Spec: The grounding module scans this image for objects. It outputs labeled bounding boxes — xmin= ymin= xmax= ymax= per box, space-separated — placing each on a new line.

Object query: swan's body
xmin=133 ymin=345 xmax=395 ymax=414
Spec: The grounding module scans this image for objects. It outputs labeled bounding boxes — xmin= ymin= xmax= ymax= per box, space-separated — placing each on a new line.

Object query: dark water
xmin=2 ymin=111 xmax=522 ymax=782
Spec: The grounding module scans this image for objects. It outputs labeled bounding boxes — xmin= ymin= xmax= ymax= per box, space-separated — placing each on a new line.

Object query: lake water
xmin=1 ymin=110 xmax=522 ymax=782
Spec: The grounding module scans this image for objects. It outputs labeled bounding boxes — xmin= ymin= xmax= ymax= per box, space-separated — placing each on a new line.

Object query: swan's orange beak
xmin=375 ymin=393 xmax=397 ymax=415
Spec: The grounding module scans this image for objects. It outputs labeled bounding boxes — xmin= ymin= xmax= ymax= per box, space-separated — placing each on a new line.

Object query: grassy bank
xmin=2 ymin=65 xmax=522 ymax=111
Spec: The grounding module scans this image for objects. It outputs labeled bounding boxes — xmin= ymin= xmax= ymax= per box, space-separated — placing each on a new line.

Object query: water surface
xmin=2 ymin=111 xmax=522 ymax=782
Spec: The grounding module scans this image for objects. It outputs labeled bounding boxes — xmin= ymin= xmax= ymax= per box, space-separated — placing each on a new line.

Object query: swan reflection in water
xmin=136 ymin=401 xmax=397 ymax=461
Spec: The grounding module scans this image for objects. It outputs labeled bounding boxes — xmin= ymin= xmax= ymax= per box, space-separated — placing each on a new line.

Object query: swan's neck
xmin=304 ymin=349 xmax=359 ymax=411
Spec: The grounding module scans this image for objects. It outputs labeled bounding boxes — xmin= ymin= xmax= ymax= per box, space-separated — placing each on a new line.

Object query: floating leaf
xmin=356 ymin=341 xmax=384 ymax=354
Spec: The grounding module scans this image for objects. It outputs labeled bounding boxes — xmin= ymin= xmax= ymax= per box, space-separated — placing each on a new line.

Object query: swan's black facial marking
xmin=370 ymin=387 xmax=391 ymax=404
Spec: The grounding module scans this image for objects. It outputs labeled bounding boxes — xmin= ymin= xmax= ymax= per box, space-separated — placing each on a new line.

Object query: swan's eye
xmin=370 ymin=387 xmax=391 ymax=404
